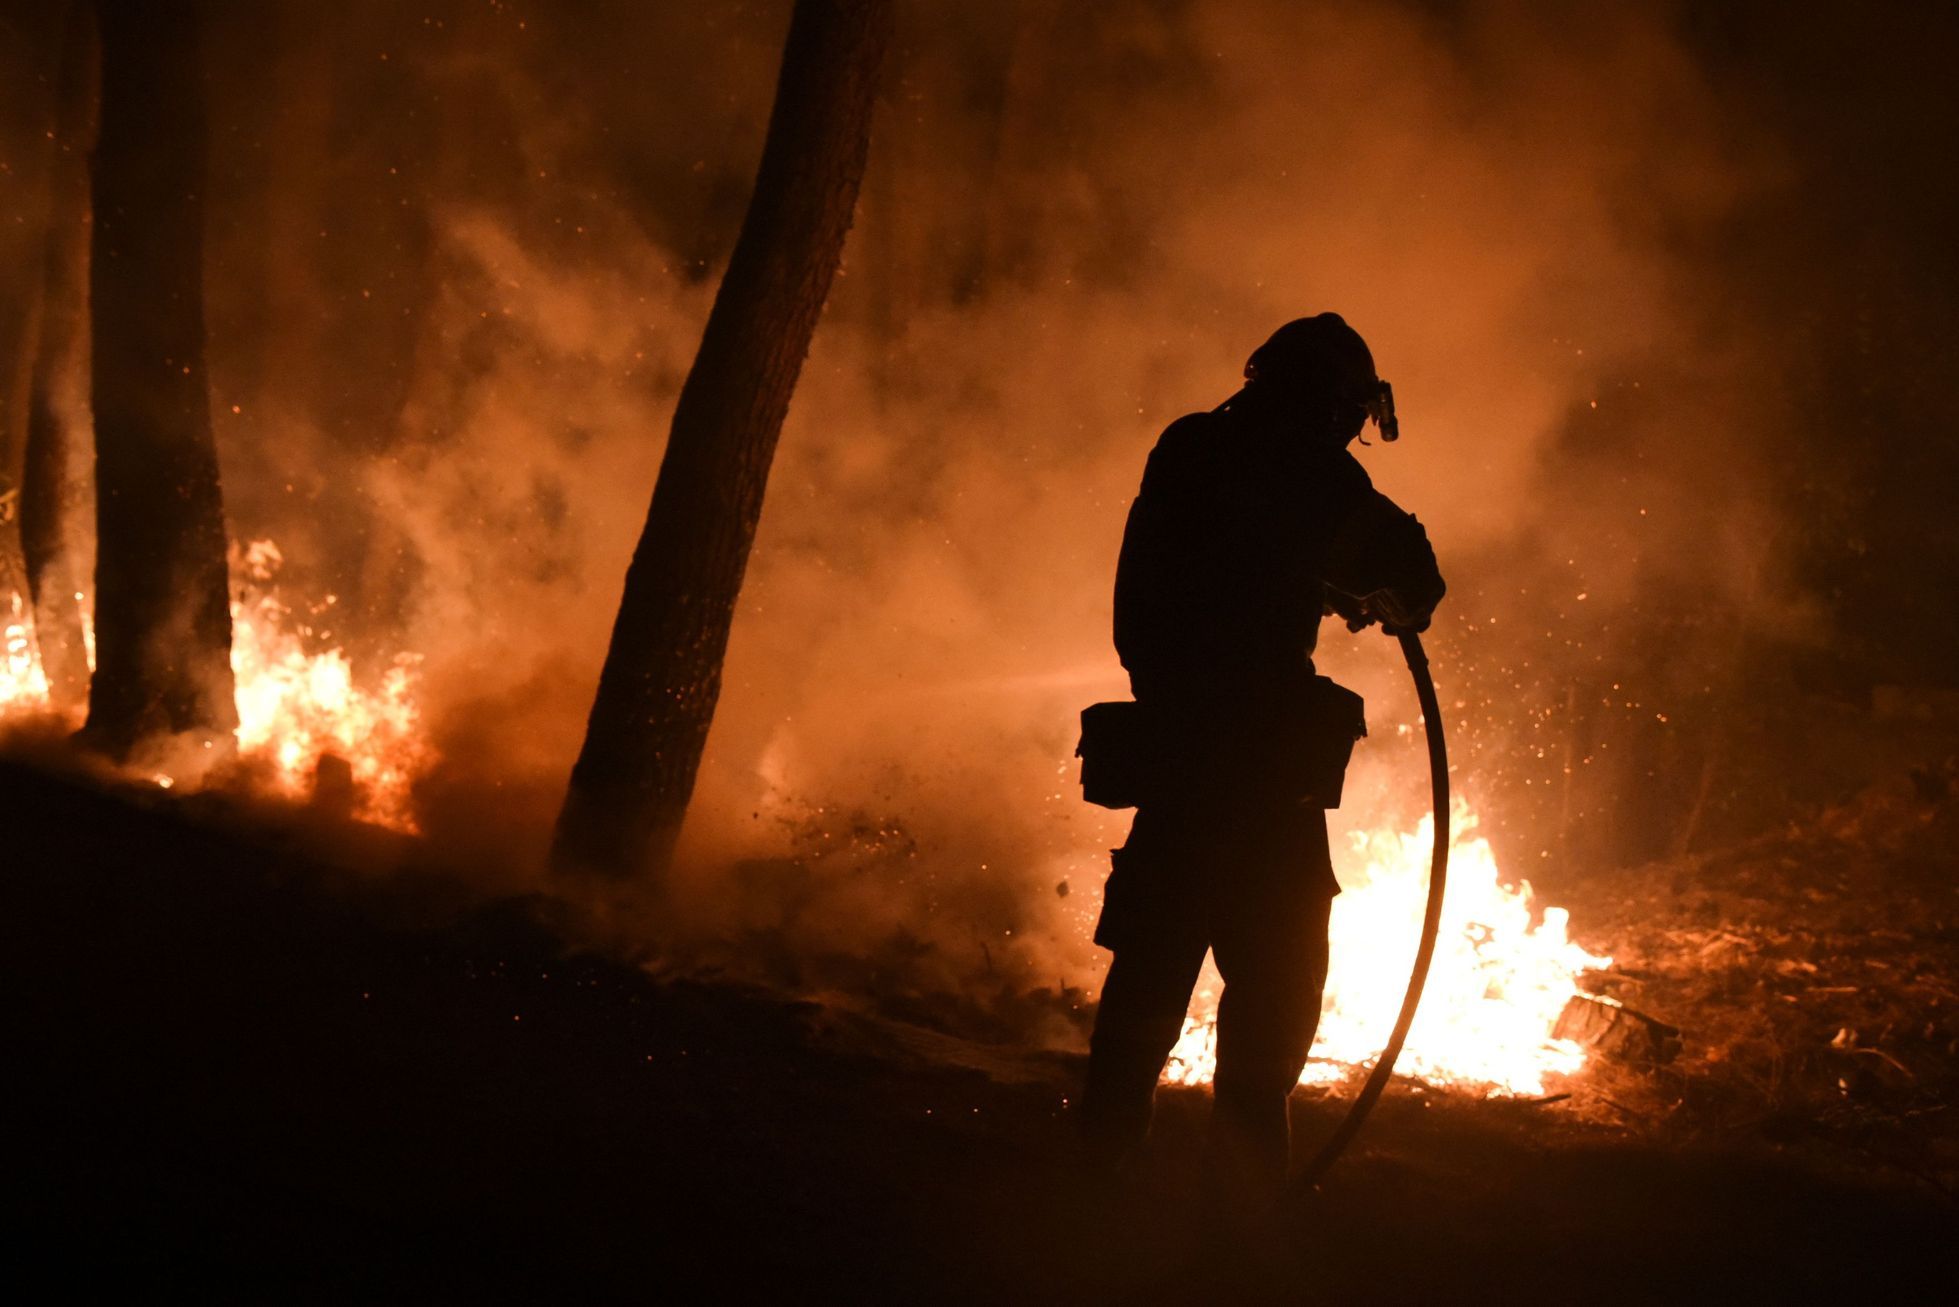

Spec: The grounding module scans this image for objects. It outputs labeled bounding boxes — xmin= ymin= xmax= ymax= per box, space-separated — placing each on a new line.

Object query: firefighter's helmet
xmin=1244 ymin=313 xmax=1398 ymax=440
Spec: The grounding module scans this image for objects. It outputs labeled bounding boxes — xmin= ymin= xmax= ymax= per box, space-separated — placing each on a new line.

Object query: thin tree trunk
xmin=21 ymin=0 xmax=98 ymax=712
xmin=551 ymin=0 xmax=891 ymax=879
xmin=0 ymin=14 xmax=60 ymax=677
xmin=82 ymin=0 xmax=236 ymax=757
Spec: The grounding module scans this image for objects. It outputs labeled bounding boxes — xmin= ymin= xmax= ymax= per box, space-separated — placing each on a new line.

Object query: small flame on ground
xmin=2 ymin=590 xmax=50 ymax=709
xmin=1162 ymin=800 xmax=1611 ymax=1097
xmin=230 ymin=540 xmax=432 ymax=830
xmin=1 ymin=540 xmax=433 ymax=832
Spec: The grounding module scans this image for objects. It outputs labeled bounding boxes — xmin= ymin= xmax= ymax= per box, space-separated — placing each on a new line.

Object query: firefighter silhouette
xmin=1080 ymin=314 xmax=1446 ymax=1194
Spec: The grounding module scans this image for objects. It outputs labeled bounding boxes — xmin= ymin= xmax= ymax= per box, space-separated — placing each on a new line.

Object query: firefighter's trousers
xmin=1082 ymin=800 xmax=1335 ymax=1193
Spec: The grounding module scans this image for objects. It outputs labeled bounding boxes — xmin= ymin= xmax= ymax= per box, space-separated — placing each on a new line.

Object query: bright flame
xmin=1 ymin=542 xmax=433 ymax=832
xmin=1162 ymin=800 xmax=1611 ymax=1096
xmin=2 ymin=589 xmax=51 ymax=710
xmin=229 ymin=540 xmax=432 ymax=830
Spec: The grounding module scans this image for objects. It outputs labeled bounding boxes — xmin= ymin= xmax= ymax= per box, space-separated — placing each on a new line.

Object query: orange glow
xmin=2 ymin=590 xmax=50 ymax=710
xmin=1162 ymin=800 xmax=1611 ymax=1096
xmin=1 ymin=542 xmax=433 ymax=832
xmin=229 ymin=540 xmax=432 ymax=831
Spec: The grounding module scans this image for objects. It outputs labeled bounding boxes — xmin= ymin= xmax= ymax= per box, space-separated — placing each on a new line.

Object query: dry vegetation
xmin=1562 ymin=757 xmax=1959 ymax=1197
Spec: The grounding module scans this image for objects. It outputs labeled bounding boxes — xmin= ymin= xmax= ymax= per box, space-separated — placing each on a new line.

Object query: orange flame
xmin=2 ymin=589 xmax=50 ymax=710
xmin=1 ymin=541 xmax=433 ymax=832
xmin=229 ymin=540 xmax=433 ymax=830
xmin=1162 ymin=800 xmax=1611 ymax=1096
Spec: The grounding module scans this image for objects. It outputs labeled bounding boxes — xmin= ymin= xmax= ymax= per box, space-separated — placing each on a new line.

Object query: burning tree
xmin=81 ymin=0 xmax=236 ymax=756
xmin=551 ymin=0 xmax=892 ymax=880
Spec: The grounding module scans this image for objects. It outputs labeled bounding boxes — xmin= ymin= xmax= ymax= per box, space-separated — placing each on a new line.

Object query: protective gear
xmin=1323 ymin=491 xmax=1446 ymax=634
xmin=1111 ymin=409 xmax=1442 ymax=705
xmin=1075 ymin=678 xmax=1366 ymax=812
xmin=1083 ymin=340 xmax=1446 ymax=1188
xmin=1083 ymin=801 xmax=1334 ymax=1193
xmin=1241 ymin=313 xmax=1399 ymax=444
xmin=1365 ymin=379 xmax=1399 ymax=443
xmin=1243 ymin=313 xmax=1376 ymax=399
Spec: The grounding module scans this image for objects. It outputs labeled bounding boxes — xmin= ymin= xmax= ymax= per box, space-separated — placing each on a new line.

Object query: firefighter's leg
xmin=1208 ymin=879 xmax=1333 ymax=1196
xmin=1083 ymin=813 xmax=1210 ymax=1172
xmin=1082 ymin=934 xmax=1209 ymax=1172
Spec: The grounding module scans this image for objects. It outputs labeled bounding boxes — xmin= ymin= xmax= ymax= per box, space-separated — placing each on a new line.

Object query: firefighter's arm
xmin=1322 ymin=489 xmax=1446 ymax=633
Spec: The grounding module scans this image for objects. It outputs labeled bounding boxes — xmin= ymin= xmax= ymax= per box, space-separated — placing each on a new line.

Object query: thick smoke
xmin=6 ymin=1 xmax=1946 ymax=1030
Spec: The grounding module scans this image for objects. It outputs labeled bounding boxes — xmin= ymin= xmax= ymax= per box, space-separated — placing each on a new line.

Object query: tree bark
xmin=551 ymin=0 xmax=891 ymax=879
xmin=82 ymin=0 xmax=236 ymax=757
xmin=20 ymin=0 xmax=98 ymax=712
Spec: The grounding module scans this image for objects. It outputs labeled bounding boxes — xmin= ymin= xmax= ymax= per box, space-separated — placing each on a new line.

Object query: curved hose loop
xmin=1287 ymin=629 xmax=1450 ymax=1197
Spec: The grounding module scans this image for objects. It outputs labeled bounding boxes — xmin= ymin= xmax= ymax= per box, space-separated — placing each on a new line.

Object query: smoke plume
xmin=7 ymin=0 xmax=1950 ymax=1030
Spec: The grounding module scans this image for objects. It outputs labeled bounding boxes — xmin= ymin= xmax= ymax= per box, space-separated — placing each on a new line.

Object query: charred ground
xmin=9 ymin=751 xmax=1953 ymax=1302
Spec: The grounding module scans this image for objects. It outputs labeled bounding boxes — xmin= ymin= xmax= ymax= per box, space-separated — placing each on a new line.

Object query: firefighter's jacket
xmin=1113 ymin=407 xmax=1445 ymax=720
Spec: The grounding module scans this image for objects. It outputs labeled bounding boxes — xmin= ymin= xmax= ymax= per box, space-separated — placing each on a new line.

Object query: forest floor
xmin=7 ymin=750 xmax=1956 ymax=1303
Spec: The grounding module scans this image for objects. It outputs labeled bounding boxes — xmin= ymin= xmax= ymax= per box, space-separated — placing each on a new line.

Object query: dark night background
xmin=2 ymin=1 xmax=1956 ymax=1298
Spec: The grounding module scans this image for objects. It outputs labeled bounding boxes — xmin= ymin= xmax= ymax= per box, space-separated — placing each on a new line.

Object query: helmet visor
xmin=1364 ymin=379 xmax=1399 ymax=442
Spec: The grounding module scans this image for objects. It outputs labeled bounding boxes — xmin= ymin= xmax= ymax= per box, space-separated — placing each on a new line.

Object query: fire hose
xmin=1288 ymin=628 xmax=1449 ymax=1196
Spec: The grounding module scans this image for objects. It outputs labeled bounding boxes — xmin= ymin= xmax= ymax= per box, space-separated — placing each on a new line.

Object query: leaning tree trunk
xmin=551 ymin=0 xmax=891 ymax=879
xmin=20 ymin=0 xmax=99 ymax=712
xmin=81 ymin=0 xmax=236 ymax=757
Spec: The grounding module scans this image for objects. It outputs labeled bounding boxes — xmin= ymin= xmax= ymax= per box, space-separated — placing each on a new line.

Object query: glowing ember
xmin=230 ymin=540 xmax=431 ymax=830
xmin=1162 ymin=800 xmax=1611 ymax=1096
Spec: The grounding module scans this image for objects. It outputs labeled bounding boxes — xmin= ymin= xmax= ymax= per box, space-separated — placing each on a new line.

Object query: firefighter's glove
xmin=1325 ymin=587 xmax=1374 ymax=632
